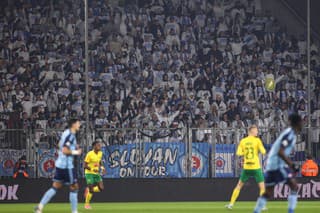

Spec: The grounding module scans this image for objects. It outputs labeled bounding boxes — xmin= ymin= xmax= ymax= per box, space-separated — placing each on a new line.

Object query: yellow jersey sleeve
xmin=84 ymin=152 xmax=91 ymax=163
xmin=236 ymin=140 xmax=244 ymax=156
xmin=258 ymin=139 xmax=266 ymax=155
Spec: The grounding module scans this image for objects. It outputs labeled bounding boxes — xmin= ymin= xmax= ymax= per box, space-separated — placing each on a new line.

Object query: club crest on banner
xmin=3 ymin=159 xmax=15 ymax=175
xmin=0 ymin=149 xmax=27 ymax=176
xmin=180 ymin=143 xmax=210 ymax=177
xmin=215 ymin=156 xmax=225 ymax=170
xmin=39 ymin=149 xmax=57 ymax=178
xmin=215 ymin=144 xmax=235 ymax=177
xmin=191 ymin=153 xmax=203 ymax=176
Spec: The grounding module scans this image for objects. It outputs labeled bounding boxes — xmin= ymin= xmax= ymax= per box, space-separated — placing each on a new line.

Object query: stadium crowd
xmin=0 ymin=0 xmax=320 ymax=146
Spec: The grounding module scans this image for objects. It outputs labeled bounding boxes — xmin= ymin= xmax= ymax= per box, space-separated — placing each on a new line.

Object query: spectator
xmin=301 ymin=154 xmax=319 ymax=177
xmin=13 ymin=155 xmax=29 ymax=179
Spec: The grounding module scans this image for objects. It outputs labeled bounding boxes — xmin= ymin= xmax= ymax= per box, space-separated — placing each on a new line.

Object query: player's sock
xmin=288 ymin=190 xmax=298 ymax=213
xmin=69 ymin=190 xmax=78 ymax=212
xmin=85 ymin=191 xmax=93 ymax=205
xmin=230 ymin=188 xmax=240 ymax=205
xmin=93 ymin=186 xmax=100 ymax=192
xmin=253 ymin=196 xmax=267 ymax=213
xmin=39 ymin=187 xmax=57 ymax=209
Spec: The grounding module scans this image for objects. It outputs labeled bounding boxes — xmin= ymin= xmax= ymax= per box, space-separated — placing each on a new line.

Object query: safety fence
xmin=0 ymin=127 xmax=319 ymax=178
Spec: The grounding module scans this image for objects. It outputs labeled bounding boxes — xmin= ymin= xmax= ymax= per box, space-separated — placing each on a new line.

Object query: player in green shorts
xmin=85 ymin=173 xmax=103 ymax=185
xmin=226 ymin=125 xmax=267 ymax=210
xmin=240 ymin=168 xmax=265 ymax=183
xmin=84 ymin=139 xmax=105 ymax=209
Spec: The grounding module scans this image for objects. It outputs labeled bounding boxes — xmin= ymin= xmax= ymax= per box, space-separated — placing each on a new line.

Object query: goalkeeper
xmin=84 ymin=139 xmax=105 ymax=210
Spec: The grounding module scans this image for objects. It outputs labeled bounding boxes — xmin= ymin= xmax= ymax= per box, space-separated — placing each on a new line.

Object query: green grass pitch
xmin=0 ymin=202 xmax=319 ymax=213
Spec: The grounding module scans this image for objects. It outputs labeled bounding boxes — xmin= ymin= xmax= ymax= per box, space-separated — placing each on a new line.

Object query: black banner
xmin=0 ymin=178 xmax=319 ymax=203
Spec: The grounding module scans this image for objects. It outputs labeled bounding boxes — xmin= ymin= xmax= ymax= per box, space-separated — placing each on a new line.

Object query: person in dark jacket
xmin=13 ymin=155 xmax=29 ymax=179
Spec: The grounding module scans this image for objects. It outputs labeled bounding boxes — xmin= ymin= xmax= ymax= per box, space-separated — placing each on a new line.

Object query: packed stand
xmin=0 ymin=0 xmax=320 ymax=147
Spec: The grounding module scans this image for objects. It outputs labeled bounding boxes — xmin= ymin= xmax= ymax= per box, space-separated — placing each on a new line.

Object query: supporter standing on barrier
xmin=253 ymin=114 xmax=302 ymax=213
xmin=34 ymin=118 xmax=82 ymax=213
xmin=226 ymin=125 xmax=266 ymax=210
xmin=84 ymin=138 xmax=105 ymax=210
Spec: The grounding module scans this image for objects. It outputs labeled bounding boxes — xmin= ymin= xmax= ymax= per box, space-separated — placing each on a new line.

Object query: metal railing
xmin=0 ymin=127 xmax=319 ymax=178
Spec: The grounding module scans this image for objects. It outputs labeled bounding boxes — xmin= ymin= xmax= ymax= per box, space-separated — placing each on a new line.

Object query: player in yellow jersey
xmin=84 ymin=139 xmax=105 ymax=210
xmin=226 ymin=125 xmax=266 ymax=210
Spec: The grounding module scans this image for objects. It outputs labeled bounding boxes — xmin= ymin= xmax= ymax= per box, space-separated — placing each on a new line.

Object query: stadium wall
xmin=282 ymin=0 xmax=320 ymax=39
xmin=261 ymin=0 xmax=305 ymax=37
xmin=0 ymin=178 xmax=320 ymax=203
xmin=261 ymin=0 xmax=320 ymax=42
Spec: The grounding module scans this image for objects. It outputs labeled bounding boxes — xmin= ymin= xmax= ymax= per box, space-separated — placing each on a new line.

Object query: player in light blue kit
xmin=253 ymin=114 xmax=302 ymax=213
xmin=34 ymin=118 xmax=82 ymax=213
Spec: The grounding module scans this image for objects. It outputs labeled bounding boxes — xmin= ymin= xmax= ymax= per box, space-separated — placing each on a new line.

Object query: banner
xmin=103 ymin=142 xmax=211 ymax=178
xmin=38 ymin=149 xmax=57 ymax=178
xmin=191 ymin=143 xmax=210 ymax=178
xmin=274 ymin=179 xmax=320 ymax=199
xmin=0 ymin=149 xmax=26 ymax=177
xmin=214 ymin=144 xmax=235 ymax=177
xmin=103 ymin=142 xmax=186 ymax=178
xmin=143 ymin=142 xmax=186 ymax=178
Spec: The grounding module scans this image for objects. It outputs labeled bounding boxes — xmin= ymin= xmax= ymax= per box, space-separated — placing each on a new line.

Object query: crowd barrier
xmin=0 ymin=127 xmax=318 ymax=178
xmin=0 ymin=145 xmax=309 ymax=178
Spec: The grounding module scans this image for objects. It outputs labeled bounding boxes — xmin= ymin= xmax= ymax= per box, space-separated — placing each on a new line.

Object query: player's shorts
xmin=240 ymin=168 xmax=264 ymax=183
xmin=53 ymin=167 xmax=78 ymax=185
xmin=85 ymin=173 xmax=102 ymax=185
xmin=264 ymin=167 xmax=293 ymax=186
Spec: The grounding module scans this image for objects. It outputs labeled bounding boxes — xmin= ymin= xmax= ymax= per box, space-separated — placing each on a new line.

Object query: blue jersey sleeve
xmin=63 ymin=134 xmax=72 ymax=148
xmin=59 ymin=130 xmax=72 ymax=149
xmin=280 ymin=130 xmax=294 ymax=149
